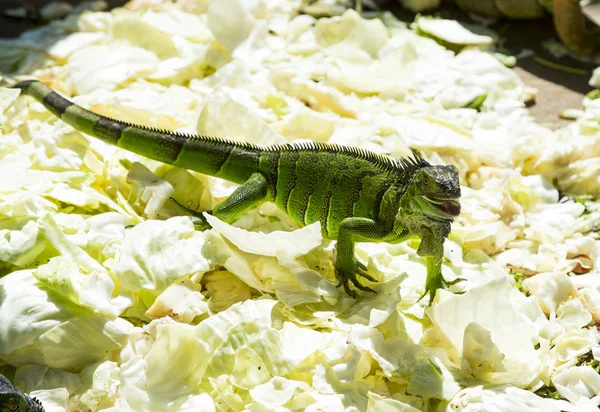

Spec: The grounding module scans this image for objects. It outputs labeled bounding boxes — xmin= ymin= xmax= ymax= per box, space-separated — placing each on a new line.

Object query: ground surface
xmin=0 ymin=0 xmax=597 ymax=128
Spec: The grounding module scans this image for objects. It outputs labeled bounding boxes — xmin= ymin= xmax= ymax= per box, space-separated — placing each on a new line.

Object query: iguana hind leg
xmin=334 ymin=217 xmax=392 ymax=298
xmin=170 ymin=197 xmax=211 ymax=230
xmin=173 ymin=172 xmax=270 ymax=230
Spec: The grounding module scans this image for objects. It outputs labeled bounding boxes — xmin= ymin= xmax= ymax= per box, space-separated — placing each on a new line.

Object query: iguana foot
xmin=189 ymin=215 xmax=212 ymax=231
xmin=419 ymin=273 xmax=465 ymax=305
xmin=169 ymin=197 xmax=212 ymax=231
xmin=335 ymin=259 xmax=376 ymax=299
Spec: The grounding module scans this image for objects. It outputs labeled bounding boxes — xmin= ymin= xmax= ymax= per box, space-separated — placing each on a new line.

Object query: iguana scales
xmin=12 ymin=80 xmax=461 ymax=303
xmin=0 ymin=375 xmax=44 ymax=412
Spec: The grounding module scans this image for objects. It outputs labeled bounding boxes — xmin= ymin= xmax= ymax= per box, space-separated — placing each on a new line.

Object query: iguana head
xmin=0 ymin=393 xmax=28 ymax=412
xmin=0 ymin=375 xmax=31 ymax=412
xmin=409 ymin=164 xmax=461 ymax=220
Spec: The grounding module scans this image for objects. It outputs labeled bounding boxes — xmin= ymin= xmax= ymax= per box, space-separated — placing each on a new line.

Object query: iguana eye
xmin=6 ymin=402 xmax=19 ymax=412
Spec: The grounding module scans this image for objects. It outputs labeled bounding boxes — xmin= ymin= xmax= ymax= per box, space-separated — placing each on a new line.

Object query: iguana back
xmin=13 ymin=80 xmax=417 ymax=238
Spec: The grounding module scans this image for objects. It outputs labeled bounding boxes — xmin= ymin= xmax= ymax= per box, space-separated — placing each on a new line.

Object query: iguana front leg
xmin=335 ymin=217 xmax=392 ymax=298
xmin=417 ymin=225 xmax=463 ymax=304
xmin=172 ymin=172 xmax=269 ymax=230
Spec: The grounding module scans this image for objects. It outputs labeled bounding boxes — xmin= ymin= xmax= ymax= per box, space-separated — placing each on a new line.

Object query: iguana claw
xmin=357 ymin=270 xmax=377 ymax=283
xmin=335 ymin=259 xmax=377 ymax=299
xmin=445 ymin=277 xmax=465 ymax=287
xmin=418 ymin=274 xmax=451 ymax=305
xmin=418 ymin=255 xmax=465 ymax=305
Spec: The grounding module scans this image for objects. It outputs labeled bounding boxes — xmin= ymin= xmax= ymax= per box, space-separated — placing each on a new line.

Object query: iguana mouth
xmin=423 ymin=196 xmax=461 ymax=217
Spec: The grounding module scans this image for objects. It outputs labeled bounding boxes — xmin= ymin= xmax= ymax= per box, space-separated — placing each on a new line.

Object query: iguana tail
xmin=12 ymin=80 xmax=263 ymax=184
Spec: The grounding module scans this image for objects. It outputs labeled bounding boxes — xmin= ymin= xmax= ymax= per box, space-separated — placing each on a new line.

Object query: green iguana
xmin=0 ymin=375 xmax=44 ymax=412
xmin=11 ymin=80 xmax=461 ymax=303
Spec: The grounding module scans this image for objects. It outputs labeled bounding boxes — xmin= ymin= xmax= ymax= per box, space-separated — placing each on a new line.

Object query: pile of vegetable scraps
xmin=1 ymin=0 xmax=600 ymax=410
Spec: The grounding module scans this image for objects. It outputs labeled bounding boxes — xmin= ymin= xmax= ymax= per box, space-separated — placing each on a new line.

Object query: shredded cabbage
xmin=1 ymin=2 xmax=600 ymax=411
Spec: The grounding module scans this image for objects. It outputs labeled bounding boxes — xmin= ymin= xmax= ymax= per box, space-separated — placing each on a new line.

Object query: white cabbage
xmin=34 ymin=256 xmax=132 ymax=317
xmin=0 ymin=270 xmax=134 ymax=370
xmin=427 ymin=277 xmax=540 ymax=386
xmin=110 ymin=216 xmax=212 ymax=295
xmin=590 ymin=67 xmax=600 ymax=88
xmin=1 ymin=1 xmax=600 ymax=411
xmin=69 ymin=44 xmax=160 ymax=94
xmin=30 ymin=388 xmax=70 ymax=412
xmin=47 ymin=32 xmax=104 ymax=60
xmin=204 ymin=213 xmax=322 ymax=258
xmin=72 ymin=361 xmax=121 ymax=411
xmin=0 ymin=86 xmax=21 ymax=128
xmin=448 ymin=385 xmax=575 ymax=411
xmin=144 ymin=278 xmax=209 ymax=323
xmin=314 ymin=10 xmax=389 ymax=58
xmin=553 ymin=366 xmax=600 ymax=407
xmin=196 ymin=87 xmax=288 ymax=146
xmin=415 ymin=17 xmax=494 ymax=48
xmin=207 ymin=0 xmax=256 ymax=54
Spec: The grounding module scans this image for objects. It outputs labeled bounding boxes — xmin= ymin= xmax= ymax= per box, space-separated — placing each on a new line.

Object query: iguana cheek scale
xmin=12 ymin=80 xmax=462 ymax=303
